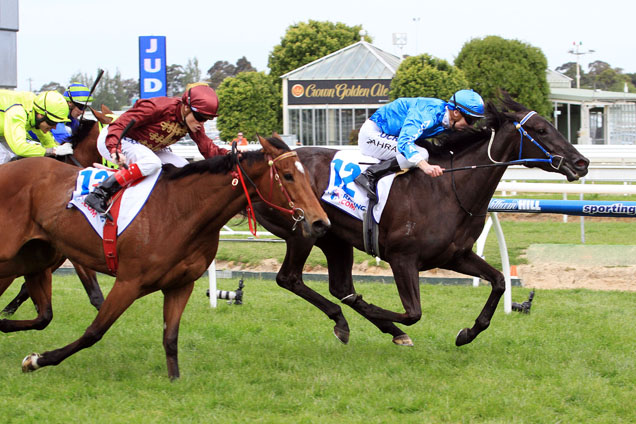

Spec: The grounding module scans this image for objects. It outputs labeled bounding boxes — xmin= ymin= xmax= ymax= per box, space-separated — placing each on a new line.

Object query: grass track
xmin=1 ymin=275 xmax=635 ymax=423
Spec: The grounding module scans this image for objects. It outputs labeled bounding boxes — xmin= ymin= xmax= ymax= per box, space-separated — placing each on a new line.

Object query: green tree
xmin=267 ymin=20 xmax=370 ymax=81
xmin=455 ymin=35 xmax=551 ymax=116
xmin=38 ymin=81 xmax=64 ymax=93
xmin=206 ymin=56 xmax=256 ymax=89
xmin=90 ymin=70 xmax=137 ymax=110
xmin=216 ymin=72 xmax=280 ymax=141
xmin=182 ymin=57 xmax=202 ymax=87
xmin=166 ymin=64 xmax=185 ymax=96
xmin=389 ymin=54 xmax=468 ymax=100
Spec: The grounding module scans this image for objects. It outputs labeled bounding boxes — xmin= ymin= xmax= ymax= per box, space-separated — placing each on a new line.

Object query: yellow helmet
xmin=33 ymin=91 xmax=71 ymax=123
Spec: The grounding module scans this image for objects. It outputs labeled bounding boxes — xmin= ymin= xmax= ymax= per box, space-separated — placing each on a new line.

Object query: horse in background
xmin=254 ymin=94 xmax=589 ymax=347
xmin=1 ymin=136 xmax=329 ymax=379
xmin=0 ymin=107 xmax=116 ymax=316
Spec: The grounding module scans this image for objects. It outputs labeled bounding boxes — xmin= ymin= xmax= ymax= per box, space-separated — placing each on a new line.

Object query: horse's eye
xmin=537 ymin=128 xmax=548 ymax=136
xmin=283 ymin=173 xmax=294 ymax=182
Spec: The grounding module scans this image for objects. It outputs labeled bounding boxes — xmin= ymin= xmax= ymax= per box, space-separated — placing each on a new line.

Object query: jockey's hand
xmin=45 ymin=143 xmax=74 ymax=157
xmin=111 ymin=151 xmax=127 ymax=167
xmin=417 ymin=160 xmax=444 ymax=178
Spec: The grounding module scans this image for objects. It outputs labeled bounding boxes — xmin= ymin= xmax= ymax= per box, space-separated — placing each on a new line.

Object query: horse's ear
xmin=258 ymin=134 xmax=277 ymax=156
xmin=101 ymin=104 xmax=114 ymax=115
xmin=91 ymin=107 xmax=114 ymax=125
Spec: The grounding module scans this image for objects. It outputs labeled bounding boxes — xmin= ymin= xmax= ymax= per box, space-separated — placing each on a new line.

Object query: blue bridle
xmin=511 ymin=111 xmax=564 ymax=170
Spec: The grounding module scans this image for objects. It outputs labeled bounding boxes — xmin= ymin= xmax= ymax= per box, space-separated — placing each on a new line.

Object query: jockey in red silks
xmin=85 ymin=82 xmax=228 ymax=218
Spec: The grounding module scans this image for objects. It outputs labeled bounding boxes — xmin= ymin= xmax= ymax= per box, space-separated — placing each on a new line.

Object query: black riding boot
xmin=84 ymin=174 xmax=123 ymax=220
xmin=354 ymin=158 xmax=401 ymax=201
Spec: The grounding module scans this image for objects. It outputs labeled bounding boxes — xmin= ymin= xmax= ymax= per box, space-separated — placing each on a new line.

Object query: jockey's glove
xmin=45 ymin=143 xmax=74 ymax=157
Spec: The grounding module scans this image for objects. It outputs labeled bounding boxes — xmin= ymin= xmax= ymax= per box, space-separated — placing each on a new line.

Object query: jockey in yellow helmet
xmin=0 ymin=90 xmax=72 ymax=164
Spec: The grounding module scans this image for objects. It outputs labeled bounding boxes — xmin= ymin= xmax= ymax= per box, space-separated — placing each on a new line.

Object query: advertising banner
xmin=139 ymin=36 xmax=167 ymax=98
xmin=288 ymin=79 xmax=391 ymax=105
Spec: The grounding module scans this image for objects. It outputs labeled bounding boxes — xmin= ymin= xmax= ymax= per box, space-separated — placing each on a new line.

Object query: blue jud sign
xmin=139 ymin=36 xmax=167 ymax=98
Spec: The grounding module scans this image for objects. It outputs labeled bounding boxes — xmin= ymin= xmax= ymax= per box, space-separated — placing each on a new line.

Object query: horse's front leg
xmin=21 ymin=277 xmax=141 ymax=373
xmin=0 ymin=280 xmax=28 ymax=316
xmin=0 ymin=270 xmax=53 ymax=332
xmin=276 ymin=236 xmax=351 ymax=344
xmin=444 ymin=250 xmax=505 ymax=346
xmin=318 ymin=237 xmax=410 ymax=345
xmin=162 ymin=282 xmax=194 ymax=380
xmin=72 ymin=261 xmax=104 ymax=310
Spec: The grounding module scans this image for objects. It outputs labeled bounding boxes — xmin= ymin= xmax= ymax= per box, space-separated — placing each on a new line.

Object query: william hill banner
xmin=288 ymin=79 xmax=391 ymax=105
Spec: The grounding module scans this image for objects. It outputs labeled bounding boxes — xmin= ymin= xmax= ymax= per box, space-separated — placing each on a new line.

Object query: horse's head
xmin=487 ymin=94 xmax=589 ymax=181
xmin=257 ymin=134 xmax=330 ymax=238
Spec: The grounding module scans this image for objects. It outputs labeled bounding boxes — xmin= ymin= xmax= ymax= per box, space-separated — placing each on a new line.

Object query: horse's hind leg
xmin=445 ymin=251 xmax=505 ymax=346
xmin=162 ymin=282 xmax=194 ymax=380
xmin=317 ymin=237 xmax=410 ymax=345
xmin=276 ymin=237 xmax=351 ymax=344
xmin=0 ymin=270 xmax=53 ymax=332
xmin=72 ymin=261 xmax=104 ymax=310
xmin=1 ymin=280 xmax=27 ymax=316
xmin=21 ymin=278 xmax=141 ymax=373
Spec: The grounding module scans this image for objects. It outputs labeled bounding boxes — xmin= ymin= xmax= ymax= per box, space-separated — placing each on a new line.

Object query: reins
xmin=443 ymin=111 xmax=563 ymax=173
xmin=231 ymin=143 xmax=306 ymax=236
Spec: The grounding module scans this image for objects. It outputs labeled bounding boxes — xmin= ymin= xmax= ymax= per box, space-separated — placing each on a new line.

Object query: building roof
xmin=546 ymin=69 xmax=572 ymax=88
xmin=549 ymin=87 xmax=636 ymax=104
xmin=281 ymin=40 xmax=400 ymax=80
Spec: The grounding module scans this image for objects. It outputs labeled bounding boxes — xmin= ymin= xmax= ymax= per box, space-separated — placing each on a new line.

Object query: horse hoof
xmin=392 ymin=334 xmax=414 ymax=346
xmin=333 ymin=327 xmax=350 ymax=344
xmin=21 ymin=353 xmax=41 ymax=373
xmin=455 ymin=328 xmax=471 ymax=346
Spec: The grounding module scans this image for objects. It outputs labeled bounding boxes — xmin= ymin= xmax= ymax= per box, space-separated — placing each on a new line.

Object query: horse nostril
xmin=575 ymin=158 xmax=589 ymax=169
xmin=312 ymin=220 xmax=330 ymax=236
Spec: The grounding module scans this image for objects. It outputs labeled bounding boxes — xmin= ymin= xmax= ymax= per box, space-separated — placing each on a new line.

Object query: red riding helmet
xmin=182 ymin=83 xmax=218 ymax=120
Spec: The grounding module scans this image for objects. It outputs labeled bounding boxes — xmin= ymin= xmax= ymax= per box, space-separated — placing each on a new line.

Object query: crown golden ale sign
xmin=288 ymin=80 xmax=391 ymax=105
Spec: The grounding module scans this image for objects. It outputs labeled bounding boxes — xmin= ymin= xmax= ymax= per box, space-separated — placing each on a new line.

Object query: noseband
xmin=488 ymin=110 xmax=564 ymax=170
xmin=231 ymin=144 xmax=306 ymax=235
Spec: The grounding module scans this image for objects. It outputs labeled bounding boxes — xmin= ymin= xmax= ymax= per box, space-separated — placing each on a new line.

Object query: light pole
xmin=412 ymin=17 xmax=421 ymax=54
xmin=392 ymin=33 xmax=407 ymax=59
xmin=568 ymin=41 xmax=595 ymax=89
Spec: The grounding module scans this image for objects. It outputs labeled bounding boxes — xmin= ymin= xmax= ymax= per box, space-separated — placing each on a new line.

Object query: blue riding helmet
xmin=449 ymin=89 xmax=485 ymax=118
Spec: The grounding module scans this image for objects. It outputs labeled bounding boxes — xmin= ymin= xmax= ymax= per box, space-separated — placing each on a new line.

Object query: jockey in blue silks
xmin=50 ymin=82 xmax=94 ymax=143
xmin=355 ymin=89 xmax=485 ymax=201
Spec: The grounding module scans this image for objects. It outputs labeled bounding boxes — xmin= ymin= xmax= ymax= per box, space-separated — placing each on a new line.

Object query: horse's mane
xmin=164 ymin=136 xmax=290 ymax=180
xmin=67 ymin=119 xmax=98 ymax=149
xmin=424 ymin=91 xmax=530 ymax=160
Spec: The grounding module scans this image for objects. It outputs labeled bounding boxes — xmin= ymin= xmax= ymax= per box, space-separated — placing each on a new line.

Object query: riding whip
xmin=79 ymin=68 xmax=105 ymax=122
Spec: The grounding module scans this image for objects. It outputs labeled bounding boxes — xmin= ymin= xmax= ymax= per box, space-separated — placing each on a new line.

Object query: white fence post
xmin=208 ymin=260 xmax=217 ymax=308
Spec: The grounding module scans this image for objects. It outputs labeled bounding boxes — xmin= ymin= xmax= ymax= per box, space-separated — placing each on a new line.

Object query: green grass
xmin=1 ymin=275 xmax=635 ymax=423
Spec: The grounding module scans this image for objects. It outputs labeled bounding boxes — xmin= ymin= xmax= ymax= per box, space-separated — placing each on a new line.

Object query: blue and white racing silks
xmin=369 ymin=98 xmax=449 ymax=165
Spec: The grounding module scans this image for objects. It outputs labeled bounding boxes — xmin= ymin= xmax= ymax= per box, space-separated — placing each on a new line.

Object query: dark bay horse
xmin=254 ymin=95 xmax=589 ymax=347
xmin=0 ymin=108 xmax=115 ymax=316
xmin=1 ymin=136 xmax=329 ymax=379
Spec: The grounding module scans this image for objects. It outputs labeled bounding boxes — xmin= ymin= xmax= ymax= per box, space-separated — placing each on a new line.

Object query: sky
xmin=15 ymin=0 xmax=633 ymax=91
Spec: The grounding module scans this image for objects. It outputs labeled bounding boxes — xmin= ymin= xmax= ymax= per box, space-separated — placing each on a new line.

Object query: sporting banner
xmin=139 ymin=36 xmax=167 ymax=98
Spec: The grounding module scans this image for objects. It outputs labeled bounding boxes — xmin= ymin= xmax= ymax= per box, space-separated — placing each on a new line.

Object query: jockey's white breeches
xmin=97 ymin=127 xmax=189 ymax=176
xmin=357 ymin=119 xmax=429 ymax=169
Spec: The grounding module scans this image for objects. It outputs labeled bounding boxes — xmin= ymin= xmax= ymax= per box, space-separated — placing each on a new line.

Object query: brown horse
xmin=0 ymin=108 xmax=116 ymax=316
xmin=1 ymin=136 xmax=329 ymax=379
xmin=254 ymin=95 xmax=589 ymax=347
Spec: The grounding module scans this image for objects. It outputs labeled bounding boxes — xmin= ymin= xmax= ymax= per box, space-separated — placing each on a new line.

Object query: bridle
xmin=230 ymin=142 xmax=306 ymax=235
xmin=449 ymin=110 xmax=563 ymax=217
xmin=488 ymin=110 xmax=564 ymax=170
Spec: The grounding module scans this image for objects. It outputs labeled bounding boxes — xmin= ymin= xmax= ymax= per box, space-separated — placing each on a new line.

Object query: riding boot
xmin=84 ymin=174 xmax=123 ymax=220
xmin=354 ymin=158 xmax=401 ymax=201
xmin=84 ymin=163 xmax=143 ymax=220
